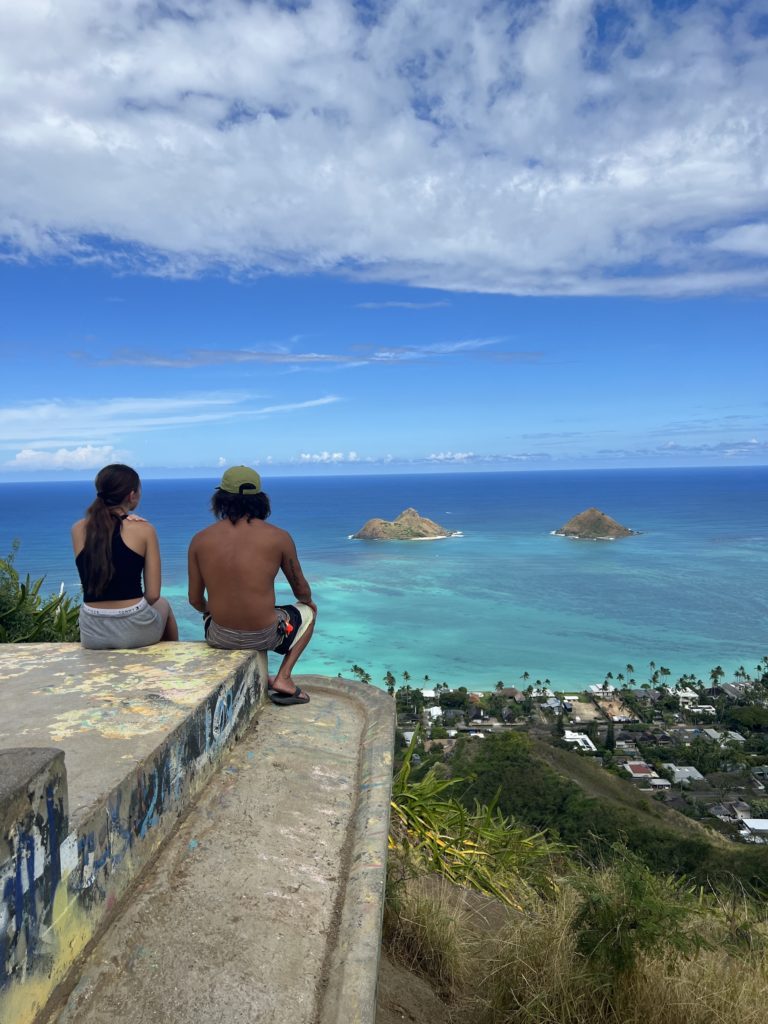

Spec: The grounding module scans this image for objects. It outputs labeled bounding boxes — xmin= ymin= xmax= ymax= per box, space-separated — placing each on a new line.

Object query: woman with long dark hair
xmin=71 ymin=464 xmax=178 ymax=649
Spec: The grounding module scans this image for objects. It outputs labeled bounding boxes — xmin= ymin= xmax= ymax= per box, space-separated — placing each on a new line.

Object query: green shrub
xmin=0 ymin=544 xmax=80 ymax=642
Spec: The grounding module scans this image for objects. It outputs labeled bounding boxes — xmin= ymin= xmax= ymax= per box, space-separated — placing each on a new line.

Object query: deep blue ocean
xmin=1 ymin=468 xmax=766 ymax=690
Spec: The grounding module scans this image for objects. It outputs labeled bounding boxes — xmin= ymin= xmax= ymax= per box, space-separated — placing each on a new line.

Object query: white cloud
xmin=217 ymin=455 xmax=227 ymax=466
xmin=5 ymin=444 xmax=119 ymax=470
xmin=86 ymin=337 xmax=509 ymax=368
xmin=298 ymin=450 xmax=348 ymax=463
xmin=355 ymin=301 xmax=450 ymax=309
xmin=0 ymin=393 xmax=340 ymax=446
xmin=710 ymin=223 xmax=768 ymax=257
xmin=0 ymin=1 xmax=766 ymax=295
xmin=427 ymin=451 xmax=476 ymax=462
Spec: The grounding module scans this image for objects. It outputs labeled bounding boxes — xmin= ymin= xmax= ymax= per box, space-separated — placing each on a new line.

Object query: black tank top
xmin=76 ymin=524 xmax=145 ymax=602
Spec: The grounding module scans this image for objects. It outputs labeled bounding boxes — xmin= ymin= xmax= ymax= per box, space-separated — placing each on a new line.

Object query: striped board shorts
xmin=79 ymin=598 xmax=166 ymax=650
xmin=204 ymin=603 xmax=314 ymax=654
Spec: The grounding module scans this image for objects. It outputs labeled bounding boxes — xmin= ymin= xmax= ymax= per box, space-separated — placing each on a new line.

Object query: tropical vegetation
xmin=0 ymin=544 xmax=80 ymax=642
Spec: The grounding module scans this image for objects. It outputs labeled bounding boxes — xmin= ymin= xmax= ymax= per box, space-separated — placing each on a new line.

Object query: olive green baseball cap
xmin=218 ymin=465 xmax=262 ymax=494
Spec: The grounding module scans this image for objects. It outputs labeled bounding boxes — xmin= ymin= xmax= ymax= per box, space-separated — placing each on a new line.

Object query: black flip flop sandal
xmin=268 ymin=685 xmax=310 ymax=706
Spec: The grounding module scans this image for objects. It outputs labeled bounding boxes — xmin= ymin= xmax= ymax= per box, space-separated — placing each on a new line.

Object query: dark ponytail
xmin=80 ymin=464 xmax=140 ymax=597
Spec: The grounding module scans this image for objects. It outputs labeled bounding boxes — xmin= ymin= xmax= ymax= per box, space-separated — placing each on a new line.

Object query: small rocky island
xmin=553 ymin=507 xmax=639 ymax=540
xmin=352 ymin=507 xmax=459 ymax=541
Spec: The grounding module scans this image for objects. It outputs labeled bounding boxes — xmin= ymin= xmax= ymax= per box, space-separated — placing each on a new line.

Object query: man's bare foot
xmin=268 ymin=674 xmax=304 ymax=697
xmin=267 ymin=676 xmax=309 ymax=705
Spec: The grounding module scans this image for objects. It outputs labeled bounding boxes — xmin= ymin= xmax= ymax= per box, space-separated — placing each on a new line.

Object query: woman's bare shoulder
xmin=123 ymin=517 xmax=156 ymax=537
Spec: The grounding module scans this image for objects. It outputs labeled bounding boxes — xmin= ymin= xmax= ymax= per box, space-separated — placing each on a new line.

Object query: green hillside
xmin=451 ymin=732 xmax=768 ymax=893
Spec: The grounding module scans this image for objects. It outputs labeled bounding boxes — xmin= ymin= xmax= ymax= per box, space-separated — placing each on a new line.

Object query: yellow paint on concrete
xmin=0 ymin=874 xmax=95 ymax=1024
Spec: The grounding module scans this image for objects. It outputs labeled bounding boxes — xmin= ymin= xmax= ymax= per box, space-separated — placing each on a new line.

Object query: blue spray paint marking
xmin=108 ymin=790 xmax=134 ymax=869
xmin=46 ymin=787 xmax=61 ymax=900
xmin=1 ymin=874 xmax=14 ymax=985
xmin=138 ymin=769 xmax=159 ymax=838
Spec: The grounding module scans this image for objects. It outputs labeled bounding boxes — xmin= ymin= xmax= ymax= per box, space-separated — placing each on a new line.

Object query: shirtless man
xmin=187 ymin=466 xmax=316 ymax=706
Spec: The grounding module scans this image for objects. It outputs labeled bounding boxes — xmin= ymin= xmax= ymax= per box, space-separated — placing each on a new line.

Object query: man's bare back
xmin=188 ymin=518 xmax=312 ymax=631
xmin=187 ymin=467 xmax=316 ymax=703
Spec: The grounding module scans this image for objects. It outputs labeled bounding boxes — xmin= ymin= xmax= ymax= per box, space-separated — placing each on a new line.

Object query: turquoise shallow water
xmin=1 ymin=468 xmax=766 ymax=690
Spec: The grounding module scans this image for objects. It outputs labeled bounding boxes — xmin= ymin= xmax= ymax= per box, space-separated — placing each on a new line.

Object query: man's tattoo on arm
xmin=285 ymin=556 xmax=299 ymax=587
xmin=285 ymin=555 xmax=309 ymax=600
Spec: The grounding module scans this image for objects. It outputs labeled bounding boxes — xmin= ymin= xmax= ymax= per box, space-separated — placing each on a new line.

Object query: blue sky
xmin=1 ymin=0 xmax=766 ymax=479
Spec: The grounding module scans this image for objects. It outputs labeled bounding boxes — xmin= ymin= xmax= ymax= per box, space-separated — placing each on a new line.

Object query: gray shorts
xmin=79 ymin=598 xmax=166 ymax=650
xmin=205 ymin=603 xmax=314 ymax=653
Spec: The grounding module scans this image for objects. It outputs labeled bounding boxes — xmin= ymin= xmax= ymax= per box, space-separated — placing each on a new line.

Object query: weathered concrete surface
xmin=0 ymin=643 xmax=267 ymax=1024
xmin=0 ymin=749 xmax=65 ymax=813
xmin=0 ymin=644 xmax=267 ymax=828
xmin=41 ymin=676 xmax=394 ymax=1024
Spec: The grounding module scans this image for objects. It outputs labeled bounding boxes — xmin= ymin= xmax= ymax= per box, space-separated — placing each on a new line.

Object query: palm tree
xmin=495 ymin=680 xmax=504 ymax=692
xmin=626 ymin=663 xmax=635 ymax=678
xmin=402 ymin=670 xmax=411 ymax=685
xmin=710 ymin=665 xmax=725 ymax=687
xmin=384 ymin=670 xmax=396 ymax=696
xmin=520 ymin=671 xmax=530 ymax=685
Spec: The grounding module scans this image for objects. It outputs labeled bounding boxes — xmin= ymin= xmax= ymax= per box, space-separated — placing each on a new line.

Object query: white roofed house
xmin=662 ymin=764 xmax=705 ymax=785
xmin=724 ymin=730 xmax=747 ymax=745
xmin=740 ymin=819 xmax=768 ymax=843
xmin=702 ymin=728 xmax=747 ymax=746
xmin=588 ymin=683 xmax=616 ymax=695
xmin=562 ymin=730 xmax=597 ymax=753
xmin=673 ymin=687 xmax=700 ymax=706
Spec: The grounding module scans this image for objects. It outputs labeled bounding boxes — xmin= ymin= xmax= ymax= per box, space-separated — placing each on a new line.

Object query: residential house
xmin=702 ymin=728 xmax=746 ymax=745
xmin=622 ymin=761 xmax=659 ymax=783
xmin=741 ymin=819 xmax=768 ymax=841
xmin=562 ymin=730 xmax=597 ymax=753
xmin=588 ymin=683 xmax=616 ymax=695
xmin=706 ymin=682 xmax=753 ymax=701
xmin=669 ymin=727 xmax=702 ymax=745
xmin=662 ymin=764 xmax=705 ymax=785
xmin=674 ymin=687 xmax=700 ymax=707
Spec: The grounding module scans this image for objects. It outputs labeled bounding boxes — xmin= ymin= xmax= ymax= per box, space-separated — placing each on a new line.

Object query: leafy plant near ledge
xmin=0 ymin=544 xmax=80 ymax=642
xmin=389 ymin=731 xmax=557 ymax=909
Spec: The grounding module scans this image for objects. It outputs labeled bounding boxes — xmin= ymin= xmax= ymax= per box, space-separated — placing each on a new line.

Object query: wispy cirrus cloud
xmin=77 ymin=337 xmax=523 ymax=368
xmin=355 ymin=301 xmax=450 ymax=310
xmin=2 ymin=1 xmax=766 ymax=295
xmin=0 ymin=393 xmax=340 ymax=449
xmin=596 ymin=439 xmax=768 ymax=459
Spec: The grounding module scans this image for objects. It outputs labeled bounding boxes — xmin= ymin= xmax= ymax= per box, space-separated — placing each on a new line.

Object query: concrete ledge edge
xmin=305 ymin=678 xmax=395 ymax=1024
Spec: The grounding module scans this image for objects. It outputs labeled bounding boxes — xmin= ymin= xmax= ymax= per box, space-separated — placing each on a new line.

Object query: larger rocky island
xmin=352 ymin=507 xmax=459 ymax=541
xmin=553 ymin=507 xmax=639 ymax=540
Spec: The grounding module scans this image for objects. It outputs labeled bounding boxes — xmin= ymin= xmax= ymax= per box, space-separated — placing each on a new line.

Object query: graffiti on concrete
xmin=0 ymin=769 xmax=67 ymax=989
xmin=1 ymin=655 xmax=262 ymax=1014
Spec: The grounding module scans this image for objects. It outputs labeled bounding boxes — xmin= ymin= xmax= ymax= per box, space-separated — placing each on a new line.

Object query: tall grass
xmin=385 ymin=734 xmax=768 ymax=1023
xmin=389 ymin=734 xmax=559 ymax=909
